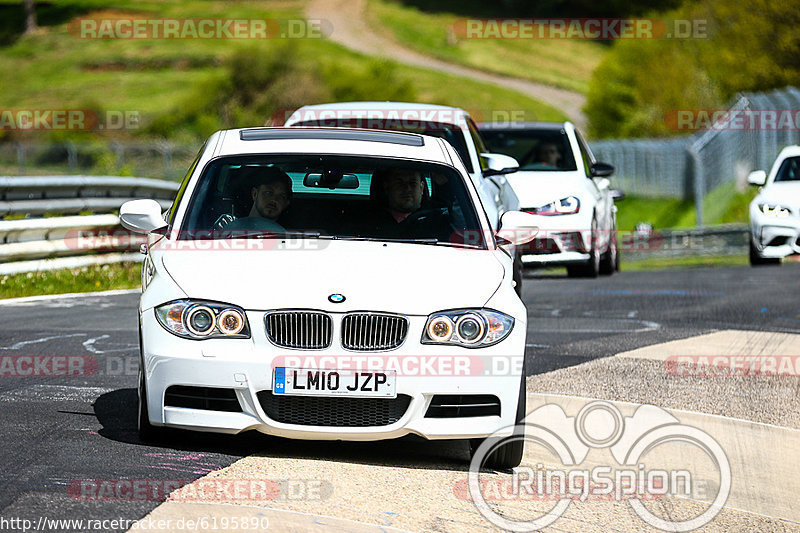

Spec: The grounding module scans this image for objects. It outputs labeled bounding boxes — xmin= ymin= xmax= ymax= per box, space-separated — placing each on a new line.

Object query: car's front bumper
xmin=140 ymin=310 xmax=526 ymax=440
xmin=751 ymin=213 xmax=800 ymax=258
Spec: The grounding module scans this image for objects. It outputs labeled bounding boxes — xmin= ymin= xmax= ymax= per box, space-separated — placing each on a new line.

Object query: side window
xmin=575 ymin=131 xmax=595 ymax=178
xmin=167 ymin=143 xmax=205 ymax=229
xmin=467 ymin=118 xmax=488 ymax=171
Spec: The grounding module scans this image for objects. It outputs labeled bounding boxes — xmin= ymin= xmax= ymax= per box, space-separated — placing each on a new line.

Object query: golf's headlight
xmin=423 ymin=309 xmax=513 ymax=347
xmin=155 ymin=300 xmax=250 ymax=339
xmin=527 ymin=196 xmax=580 ymax=216
xmin=759 ymin=203 xmax=791 ymax=217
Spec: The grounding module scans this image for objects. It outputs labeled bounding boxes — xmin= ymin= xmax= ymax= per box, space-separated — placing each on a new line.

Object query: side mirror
xmin=610 ymin=189 xmax=625 ymax=201
xmin=747 ymin=170 xmax=767 ymax=186
xmin=481 ymin=153 xmax=519 ymax=177
xmin=496 ymin=211 xmax=538 ymax=246
xmin=120 ymin=199 xmax=168 ymax=234
xmin=590 ymin=161 xmax=615 ymax=177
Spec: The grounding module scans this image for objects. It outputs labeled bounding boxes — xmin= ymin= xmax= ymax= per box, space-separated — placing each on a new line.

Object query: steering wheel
xmin=402 ymin=207 xmax=449 ymax=225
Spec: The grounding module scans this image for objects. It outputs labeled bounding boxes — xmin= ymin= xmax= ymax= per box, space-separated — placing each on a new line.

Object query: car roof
xmin=213 ymin=127 xmax=453 ymax=164
xmin=284 ymin=101 xmax=470 ymax=127
xmin=290 ymin=101 xmax=466 ymax=113
xmin=477 ymin=121 xmax=573 ymax=131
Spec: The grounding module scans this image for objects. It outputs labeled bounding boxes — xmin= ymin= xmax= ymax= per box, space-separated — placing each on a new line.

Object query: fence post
xmin=66 ymin=141 xmax=77 ymax=174
xmin=16 ymin=143 xmax=26 ymax=175
xmin=688 ymin=144 xmax=704 ymax=228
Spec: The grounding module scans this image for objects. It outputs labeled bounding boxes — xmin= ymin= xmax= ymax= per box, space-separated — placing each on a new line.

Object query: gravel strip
xmin=527 ymin=357 xmax=800 ymax=429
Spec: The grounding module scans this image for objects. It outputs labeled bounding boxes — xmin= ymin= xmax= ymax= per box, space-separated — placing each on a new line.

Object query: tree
xmin=23 ymin=0 xmax=37 ymax=34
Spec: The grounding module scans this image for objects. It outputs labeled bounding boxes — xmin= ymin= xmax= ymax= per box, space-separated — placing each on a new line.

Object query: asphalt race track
xmin=0 ymin=263 xmax=798 ymax=531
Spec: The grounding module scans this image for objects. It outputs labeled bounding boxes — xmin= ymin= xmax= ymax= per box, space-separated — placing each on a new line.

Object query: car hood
xmin=155 ymin=239 xmax=505 ymax=315
xmin=757 ymin=181 xmax=800 ymax=206
xmin=507 ymin=171 xmax=587 ymax=209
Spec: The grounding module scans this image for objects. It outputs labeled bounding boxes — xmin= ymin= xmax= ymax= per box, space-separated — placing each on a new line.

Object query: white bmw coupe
xmin=121 ymin=127 xmax=537 ymax=469
xmin=748 ymin=146 xmax=800 ymax=265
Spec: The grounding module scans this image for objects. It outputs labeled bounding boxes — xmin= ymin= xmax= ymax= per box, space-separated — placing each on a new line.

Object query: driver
xmin=537 ymin=142 xmax=562 ymax=168
xmin=364 ymin=168 xmax=451 ymax=240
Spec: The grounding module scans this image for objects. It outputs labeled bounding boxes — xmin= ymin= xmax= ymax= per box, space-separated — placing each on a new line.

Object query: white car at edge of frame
xmin=747 ymin=145 xmax=800 ymax=266
xmin=479 ymin=121 xmax=624 ymax=278
xmin=121 ymin=127 xmax=538 ymax=470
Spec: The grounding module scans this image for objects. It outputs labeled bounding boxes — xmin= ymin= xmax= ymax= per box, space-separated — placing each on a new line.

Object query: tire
xmin=513 ymin=251 xmax=523 ymax=297
xmin=469 ymin=364 xmax=527 ymax=471
xmin=749 ymin=238 xmax=780 ymax=266
xmin=599 ymin=225 xmax=618 ymax=276
xmin=567 ymin=218 xmax=600 ymax=278
xmin=137 ymin=328 xmax=163 ymax=442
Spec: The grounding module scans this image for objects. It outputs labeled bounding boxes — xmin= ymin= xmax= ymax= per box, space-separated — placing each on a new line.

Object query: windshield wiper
xmin=225 ymin=231 xmax=322 ymax=239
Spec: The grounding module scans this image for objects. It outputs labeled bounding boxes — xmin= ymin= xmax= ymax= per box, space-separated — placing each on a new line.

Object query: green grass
xmin=0 ymin=262 xmax=141 ymax=299
xmin=0 ymin=0 xmax=565 ymax=144
xmin=621 ymin=254 xmax=748 ymax=271
xmin=367 ymin=0 xmax=607 ymax=94
xmin=616 ymin=182 xmax=759 ymax=231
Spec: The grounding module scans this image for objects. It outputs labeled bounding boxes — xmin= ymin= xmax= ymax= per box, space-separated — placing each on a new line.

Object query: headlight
xmin=758 ymin=203 xmax=791 ymax=217
xmin=155 ymin=300 xmax=250 ymax=339
xmin=525 ymin=196 xmax=580 ymax=216
xmin=422 ymin=309 xmax=513 ymax=347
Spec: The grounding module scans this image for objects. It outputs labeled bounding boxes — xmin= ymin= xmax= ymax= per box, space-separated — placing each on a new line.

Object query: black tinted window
xmin=480 ymin=128 xmax=577 ymax=171
xmin=775 ymin=156 xmax=800 ymax=182
xmin=180 ymin=155 xmax=486 ymax=248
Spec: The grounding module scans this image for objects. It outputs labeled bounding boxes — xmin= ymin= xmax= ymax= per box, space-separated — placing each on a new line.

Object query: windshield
xmin=480 ymin=128 xmax=577 ymax=171
xmin=291 ymin=119 xmax=473 ymax=173
xmin=179 ymin=155 xmax=487 ymax=248
xmin=774 ymin=156 xmax=800 ymax=182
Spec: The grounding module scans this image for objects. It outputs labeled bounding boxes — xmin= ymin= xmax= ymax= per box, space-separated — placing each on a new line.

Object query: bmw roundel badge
xmin=328 ymin=293 xmax=346 ymax=303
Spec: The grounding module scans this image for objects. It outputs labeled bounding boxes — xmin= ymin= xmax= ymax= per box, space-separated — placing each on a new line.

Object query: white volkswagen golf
xmin=480 ymin=121 xmax=622 ymax=277
xmin=121 ymin=127 xmax=537 ymax=469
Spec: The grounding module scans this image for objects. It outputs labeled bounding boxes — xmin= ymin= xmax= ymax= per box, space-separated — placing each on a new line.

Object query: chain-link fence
xmin=590 ymin=86 xmax=800 ymax=226
xmin=0 ymin=140 xmax=199 ymax=181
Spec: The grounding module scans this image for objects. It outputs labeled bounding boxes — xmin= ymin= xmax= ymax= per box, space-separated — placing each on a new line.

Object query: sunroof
xmin=239 ymin=128 xmax=425 ymax=146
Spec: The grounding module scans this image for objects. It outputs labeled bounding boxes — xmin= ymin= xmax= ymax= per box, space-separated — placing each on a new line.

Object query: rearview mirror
xmin=590 ymin=162 xmax=615 ymax=177
xmin=496 ymin=211 xmax=538 ymax=246
xmin=304 ymin=171 xmax=359 ymax=189
xmin=747 ymin=170 xmax=767 ymax=186
xmin=120 ymin=199 xmax=168 ymax=234
xmin=481 ymin=153 xmax=519 ymax=177
xmin=610 ymin=189 xmax=625 ymax=201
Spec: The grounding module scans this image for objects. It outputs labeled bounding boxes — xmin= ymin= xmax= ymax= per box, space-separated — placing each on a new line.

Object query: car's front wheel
xmin=749 ymin=238 xmax=780 ymax=266
xmin=137 ymin=364 xmax=161 ymax=441
xmin=513 ymin=251 xmax=524 ymax=297
xmin=469 ymin=365 xmax=527 ymax=471
xmin=567 ymin=218 xmax=600 ymax=278
xmin=599 ymin=224 xmax=618 ymax=275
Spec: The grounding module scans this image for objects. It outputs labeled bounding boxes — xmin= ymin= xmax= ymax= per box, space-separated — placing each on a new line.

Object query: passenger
xmin=224 ymin=166 xmax=292 ymax=231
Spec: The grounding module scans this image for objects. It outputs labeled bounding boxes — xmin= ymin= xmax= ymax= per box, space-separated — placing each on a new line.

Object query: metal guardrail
xmin=623 ymin=224 xmax=750 ymax=259
xmin=0 ymin=176 xmax=178 ymax=275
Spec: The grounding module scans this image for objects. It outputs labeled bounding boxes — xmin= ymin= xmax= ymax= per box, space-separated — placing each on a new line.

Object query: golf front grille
xmin=265 ymin=311 xmax=332 ymax=349
xmin=341 ymin=313 xmax=408 ymax=351
xmin=257 ymin=391 xmax=411 ymax=427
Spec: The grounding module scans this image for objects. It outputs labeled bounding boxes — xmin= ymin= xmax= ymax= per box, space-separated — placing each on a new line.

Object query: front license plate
xmin=273 ymin=367 xmax=397 ymax=398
